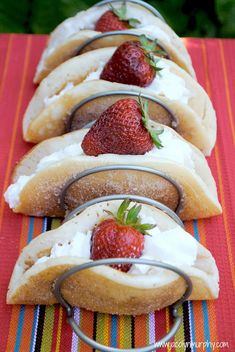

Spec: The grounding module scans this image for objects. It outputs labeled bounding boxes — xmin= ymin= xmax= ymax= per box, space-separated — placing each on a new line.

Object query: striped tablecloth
xmin=0 ymin=34 xmax=234 ymax=351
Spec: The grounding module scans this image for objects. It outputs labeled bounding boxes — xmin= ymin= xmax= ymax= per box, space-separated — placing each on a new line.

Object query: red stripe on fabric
xmin=0 ymin=35 xmax=12 ymax=98
xmin=0 ymin=34 xmax=47 ymax=352
xmin=218 ymin=40 xmax=235 ymax=145
xmin=0 ymin=35 xmax=32 ymax=230
xmin=58 ymin=308 xmax=72 ymax=351
xmin=0 ymin=33 xmax=30 ymax=350
xmin=199 ymin=38 xmax=235 ymax=348
xmin=202 ymin=39 xmax=235 ymax=283
xmin=79 ymin=310 xmax=94 ymax=352
xmin=155 ymin=309 xmax=167 ymax=352
xmin=134 ymin=315 xmax=147 ymax=348
xmin=5 ymin=216 xmax=30 ymax=351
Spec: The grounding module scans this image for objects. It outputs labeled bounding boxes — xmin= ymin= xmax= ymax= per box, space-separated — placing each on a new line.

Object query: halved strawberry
xmin=81 ymin=97 xmax=163 ymax=156
xmin=95 ymin=3 xmax=140 ymax=33
xmin=90 ymin=200 xmax=156 ymax=272
xmin=100 ymin=35 xmax=163 ymax=87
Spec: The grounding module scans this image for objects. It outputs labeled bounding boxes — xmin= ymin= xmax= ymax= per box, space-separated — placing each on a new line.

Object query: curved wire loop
xmin=53 ymin=258 xmax=192 ymax=351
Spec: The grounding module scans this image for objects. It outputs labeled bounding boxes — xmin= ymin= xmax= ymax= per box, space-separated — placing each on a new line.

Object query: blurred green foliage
xmin=0 ymin=0 xmax=234 ymax=37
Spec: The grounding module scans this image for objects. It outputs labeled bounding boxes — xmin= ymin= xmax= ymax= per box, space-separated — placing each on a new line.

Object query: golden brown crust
xmin=8 ymin=263 xmax=186 ymax=315
xmin=7 ymin=201 xmax=219 ymax=314
xmin=35 ymin=3 xmax=194 ymax=82
xmin=7 ymin=124 xmax=222 ymax=220
xmin=34 ymin=27 xmax=195 ymax=83
xmin=24 ymin=51 xmax=215 ymax=155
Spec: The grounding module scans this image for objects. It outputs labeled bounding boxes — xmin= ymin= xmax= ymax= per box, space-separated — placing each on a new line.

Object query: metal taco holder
xmin=75 ymin=30 xmax=170 ymax=57
xmin=59 ymin=164 xmax=184 ymax=220
xmin=53 ymin=160 xmax=190 ymax=350
xmin=65 ymin=90 xmax=179 ymax=132
xmin=53 ymin=258 xmax=192 ymax=352
xmin=95 ymin=0 xmax=166 ymax=23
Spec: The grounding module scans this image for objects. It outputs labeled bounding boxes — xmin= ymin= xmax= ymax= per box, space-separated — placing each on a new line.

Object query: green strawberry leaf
xmin=139 ymin=96 xmax=164 ymax=149
xmin=147 ymin=53 xmax=163 ymax=74
xmin=116 ymin=199 xmax=131 ymax=223
xmin=128 ymin=18 xmax=141 ymax=28
xmin=139 ymin=34 xmax=157 ymax=52
xmin=110 ymin=2 xmax=127 ymax=20
xmin=136 ymin=223 xmax=156 ymax=235
xmin=126 ymin=204 xmax=142 ymax=225
xmin=110 ymin=2 xmax=140 ymax=28
xmin=149 ymin=128 xmax=164 ymax=149
xmin=109 ymin=200 xmax=156 ymax=235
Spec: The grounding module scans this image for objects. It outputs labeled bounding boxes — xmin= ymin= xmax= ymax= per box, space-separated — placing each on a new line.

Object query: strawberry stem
xmin=139 ymin=35 xmax=165 ymax=74
xmin=139 ymin=96 xmax=164 ymax=149
xmin=105 ymin=200 xmax=156 ymax=235
xmin=110 ymin=2 xmax=140 ymax=28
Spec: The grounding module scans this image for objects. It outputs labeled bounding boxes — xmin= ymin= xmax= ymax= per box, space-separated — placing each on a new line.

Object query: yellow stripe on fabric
xmin=219 ymin=39 xmax=235 ymax=145
xmin=0 ymin=35 xmax=32 ymax=232
xmin=51 ymin=218 xmax=62 ymax=230
xmin=174 ymin=305 xmax=184 ymax=352
xmin=96 ymin=313 xmax=110 ymax=349
xmin=166 ymin=308 xmax=171 ymax=352
xmin=55 ymin=306 xmax=63 ymax=352
xmin=40 ymin=306 xmax=55 ymax=352
xmin=119 ymin=316 xmax=132 ymax=348
xmin=103 ymin=314 xmax=110 ymax=347
xmin=96 ymin=314 xmax=105 ymax=346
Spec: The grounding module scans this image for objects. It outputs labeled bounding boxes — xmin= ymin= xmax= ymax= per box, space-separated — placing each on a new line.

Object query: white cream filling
xmin=35 ymin=219 xmax=197 ymax=276
xmin=84 ymin=62 xmax=106 ymax=82
xmin=84 ymin=59 xmax=191 ymax=104
xmin=134 ymin=25 xmax=171 ymax=43
xmin=4 ymin=128 xmax=194 ymax=209
xmin=35 ymin=128 xmax=194 ymax=172
xmin=36 ymin=230 xmax=92 ymax=264
xmin=4 ymin=175 xmax=34 ymax=209
xmin=44 ymin=82 xmax=74 ymax=107
xmin=49 ymin=5 xmax=169 ymax=49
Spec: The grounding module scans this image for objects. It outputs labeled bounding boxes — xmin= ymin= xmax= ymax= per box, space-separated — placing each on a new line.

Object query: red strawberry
xmin=81 ymin=97 xmax=163 ymax=156
xmin=100 ymin=35 xmax=163 ymax=87
xmin=95 ymin=11 xmax=129 ymax=32
xmin=95 ymin=3 xmax=140 ymax=33
xmin=90 ymin=200 xmax=155 ymax=272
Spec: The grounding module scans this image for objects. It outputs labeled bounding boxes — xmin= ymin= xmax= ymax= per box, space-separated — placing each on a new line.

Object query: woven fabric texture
xmin=0 ymin=34 xmax=234 ymax=351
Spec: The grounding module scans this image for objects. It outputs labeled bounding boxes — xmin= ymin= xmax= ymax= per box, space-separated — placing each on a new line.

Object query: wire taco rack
xmin=50 ymin=164 xmax=192 ymax=351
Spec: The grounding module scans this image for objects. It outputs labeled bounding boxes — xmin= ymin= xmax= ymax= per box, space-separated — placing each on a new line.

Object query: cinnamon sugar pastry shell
xmin=24 ymin=51 xmax=216 ymax=155
xmin=7 ymin=200 xmax=219 ymax=315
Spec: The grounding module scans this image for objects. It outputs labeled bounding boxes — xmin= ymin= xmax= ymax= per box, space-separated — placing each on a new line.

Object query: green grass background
xmin=0 ymin=0 xmax=234 ymax=37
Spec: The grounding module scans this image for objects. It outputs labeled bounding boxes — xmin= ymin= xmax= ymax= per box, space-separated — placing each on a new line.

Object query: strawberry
xmin=95 ymin=3 xmax=140 ymax=33
xmin=81 ymin=97 xmax=163 ymax=156
xmin=95 ymin=11 xmax=129 ymax=32
xmin=100 ymin=35 xmax=163 ymax=87
xmin=90 ymin=200 xmax=156 ymax=272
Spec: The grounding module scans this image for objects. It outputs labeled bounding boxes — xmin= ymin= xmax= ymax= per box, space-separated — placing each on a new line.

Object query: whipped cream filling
xmin=36 ymin=230 xmax=92 ymax=265
xmin=4 ymin=128 xmax=194 ymax=209
xmin=134 ymin=25 xmax=170 ymax=43
xmin=29 ymin=128 xmax=194 ymax=172
xmin=84 ymin=59 xmax=191 ymax=104
xmin=4 ymin=175 xmax=34 ymax=209
xmin=44 ymin=82 xmax=74 ymax=107
xmin=35 ymin=217 xmax=198 ymax=276
xmin=49 ymin=5 xmax=169 ymax=49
